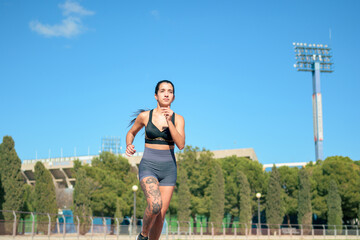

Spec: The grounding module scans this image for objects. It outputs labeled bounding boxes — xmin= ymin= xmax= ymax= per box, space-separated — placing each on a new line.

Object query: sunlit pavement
xmin=1 ymin=234 xmax=359 ymax=240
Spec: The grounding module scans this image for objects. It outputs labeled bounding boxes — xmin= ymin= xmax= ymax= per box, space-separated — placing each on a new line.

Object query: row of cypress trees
xmin=174 ymin=147 xmax=346 ymax=234
xmin=266 ymin=166 xmax=343 ymax=233
xmin=0 ymin=138 xmax=137 ymax=235
xmin=266 ymin=166 xmax=315 ymax=231
xmin=0 ymin=136 xmax=98 ymax=235
xmin=0 ymin=136 xmax=24 ymax=233
xmin=175 ymin=147 xmax=252 ymax=234
xmin=0 ymin=136 xmax=354 ymax=235
xmin=0 ymin=136 xmax=58 ymax=234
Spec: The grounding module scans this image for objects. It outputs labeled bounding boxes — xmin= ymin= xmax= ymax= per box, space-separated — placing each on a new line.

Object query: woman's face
xmin=155 ymin=82 xmax=174 ymax=106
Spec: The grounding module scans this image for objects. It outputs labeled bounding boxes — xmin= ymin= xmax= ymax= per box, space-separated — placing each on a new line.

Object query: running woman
xmin=126 ymin=80 xmax=185 ymax=240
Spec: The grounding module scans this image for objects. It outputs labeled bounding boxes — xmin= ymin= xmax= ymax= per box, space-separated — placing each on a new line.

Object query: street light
xmin=132 ymin=185 xmax=138 ymax=232
xmin=256 ymin=193 xmax=261 ymax=235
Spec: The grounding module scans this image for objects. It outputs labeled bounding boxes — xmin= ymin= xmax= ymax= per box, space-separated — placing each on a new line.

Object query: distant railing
xmin=22 ymin=152 xmax=144 ymax=165
xmin=1 ymin=210 xmax=359 ymax=239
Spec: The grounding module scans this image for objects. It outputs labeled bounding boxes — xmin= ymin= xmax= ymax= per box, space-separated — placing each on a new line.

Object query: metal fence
xmin=1 ymin=210 xmax=359 ymax=239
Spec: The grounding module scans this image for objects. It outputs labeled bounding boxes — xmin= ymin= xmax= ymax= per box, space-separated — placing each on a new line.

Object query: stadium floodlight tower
xmin=101 ymin=136 xmax=121 ymax=154
xmin=293 ymin=42 xmax=333 ymax=161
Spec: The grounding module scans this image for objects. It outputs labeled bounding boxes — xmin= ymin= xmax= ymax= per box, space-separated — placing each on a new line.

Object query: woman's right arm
xmin=125 ymin=111 xmax=147 ymax=156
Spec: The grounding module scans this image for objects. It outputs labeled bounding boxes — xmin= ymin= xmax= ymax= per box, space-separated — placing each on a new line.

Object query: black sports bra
xmin=145 ymin=109 xmax=175 ymax=145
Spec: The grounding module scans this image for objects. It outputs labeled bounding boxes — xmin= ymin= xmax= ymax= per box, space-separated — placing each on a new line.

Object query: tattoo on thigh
xmin=146 ymin=177 xmax=158 ymax=184
xmin=141 ymin=177 xmax=159 ymax=200
xmin=140 ymin=180 xmax=149 ymax=198
xmin=149 ymin=183 xmax=161 ymax=194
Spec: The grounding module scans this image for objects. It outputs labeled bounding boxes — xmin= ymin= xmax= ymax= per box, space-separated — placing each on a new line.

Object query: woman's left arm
xmin=162 ymin=108 xmax=185 ymax=150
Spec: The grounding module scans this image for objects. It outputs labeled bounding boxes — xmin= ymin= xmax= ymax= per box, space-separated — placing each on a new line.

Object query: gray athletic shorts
xmin=139 ymin=147 xmax=177 ymax=186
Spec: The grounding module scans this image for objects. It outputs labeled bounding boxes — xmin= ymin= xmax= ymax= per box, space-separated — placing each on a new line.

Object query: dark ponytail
xmin=128 ymin=109 xmax=149 ymax=127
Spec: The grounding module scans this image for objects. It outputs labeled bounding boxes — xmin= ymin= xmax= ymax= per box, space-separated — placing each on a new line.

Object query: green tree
xmin=298 ymin=168 xmax=312 ymax=233
xmin=358 ymin=204 xmax=360 ymax=225
xmin=278 ymin=166 xmax=298 ymax=224
xmin=306 ymin=161 xmax=327 ymax=221
xmin=22 ymin=184 xmax=35 ymax=212
xmin=34 ymin=161 xmax=57 ymax=234
xmin=0 ymin=136 xmax=24 ymax=233
xmin=308 ymin=156 xmax=360 ymax=222
xmin=354 ymin=160 xmax=360 ymax=167
xmin=322 ymin=156 xmax=360 ymax=221
xmin=114 ymin=197 xmax=127 ymax=220
xmin=73 ymin=168 xmax=93 ymax=235
xmin=177 ymin=165 xmax=191 ymax=231
xmin=238 ymin=170 xmax=252 ymax=234
xmin=220 ymin=155 xmax=267 ymax=227
xmin=0 ymin=170 xmax=3 ymax=235
xmin=168 ymin=190 xmax=178 ymax=217
xmin=266 ymin=165 xmax=283 ymax=231
xmin=0 ymin=176 xmax=3 ymax=212
xmin=177 ymin=146 xmax=215 ymax=232
xmin=209 ymin=162 xmax=224 ymax=234
xmin=222 ymin=161 xmax=239 ymax=226
xmin=327 ymin=179 xmax=343 ymax=233
xmin=79 ymin=152 xmax=144 ymax=218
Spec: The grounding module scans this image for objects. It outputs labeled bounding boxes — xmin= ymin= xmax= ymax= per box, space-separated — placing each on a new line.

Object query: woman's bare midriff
xmin=145 ymin=143 xmax=175 ymax=150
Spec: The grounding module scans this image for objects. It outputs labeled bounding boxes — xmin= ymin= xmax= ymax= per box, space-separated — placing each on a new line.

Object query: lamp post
xmin=256 ymin=193 xmax=261 ymax=235
xmin=132 ymin=185 xmax=138 ymax=232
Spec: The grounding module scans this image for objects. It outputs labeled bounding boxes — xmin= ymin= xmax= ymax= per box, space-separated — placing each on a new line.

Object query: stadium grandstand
xmin=21 ymin=148 xmax=259 ymax=188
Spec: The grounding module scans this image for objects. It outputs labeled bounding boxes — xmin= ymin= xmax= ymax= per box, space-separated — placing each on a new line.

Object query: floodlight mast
xmin=293 ymin=43 xmax=333 ymax=161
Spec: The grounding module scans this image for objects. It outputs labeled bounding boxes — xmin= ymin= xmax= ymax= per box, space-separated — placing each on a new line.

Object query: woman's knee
xmin=150 ymin=199 xmax=163 ymax=215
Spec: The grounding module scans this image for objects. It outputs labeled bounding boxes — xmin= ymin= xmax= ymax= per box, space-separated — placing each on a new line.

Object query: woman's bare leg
xmin=149 ymin=186 xmax=175 ymax=240
xmin=139 ymin=176 xmax=162 ymax=237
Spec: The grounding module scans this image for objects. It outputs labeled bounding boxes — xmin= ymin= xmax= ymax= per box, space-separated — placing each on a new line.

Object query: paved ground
xmin=0 ymin=234 xmax=359 ymax=240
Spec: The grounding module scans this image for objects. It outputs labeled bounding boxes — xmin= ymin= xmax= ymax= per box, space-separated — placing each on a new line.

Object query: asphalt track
xmin=1 ymin=235 xmax=359 ymax=240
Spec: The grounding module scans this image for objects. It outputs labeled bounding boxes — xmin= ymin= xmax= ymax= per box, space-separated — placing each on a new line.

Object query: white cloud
xmin=29 ymin=17 xmax=82 ymax=38
xmin=59 ymin=0 xmax=94 ymax=16
xmin=30 ymin=0 xmax=94 ymax=38
xmin=151 ymin=10 xmax=160 ymax=19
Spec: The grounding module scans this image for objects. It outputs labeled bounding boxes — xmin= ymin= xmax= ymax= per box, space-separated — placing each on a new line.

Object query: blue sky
xmin=1 ymin=0 xmax=359 ymax=164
